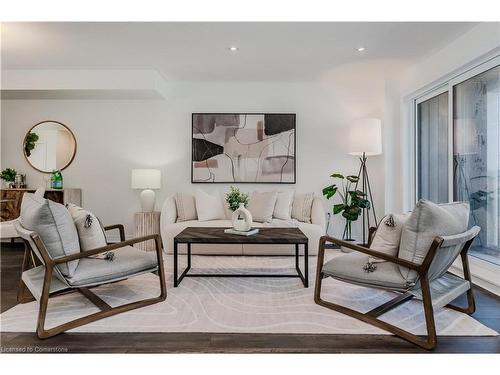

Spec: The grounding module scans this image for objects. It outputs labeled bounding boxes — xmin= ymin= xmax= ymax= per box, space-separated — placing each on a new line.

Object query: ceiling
xmin=1 ymin=22 xmax=477 ymax=81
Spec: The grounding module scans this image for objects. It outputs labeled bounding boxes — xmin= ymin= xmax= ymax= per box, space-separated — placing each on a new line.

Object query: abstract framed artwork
xmin=192 ymin=113 xmax=296 ymax=183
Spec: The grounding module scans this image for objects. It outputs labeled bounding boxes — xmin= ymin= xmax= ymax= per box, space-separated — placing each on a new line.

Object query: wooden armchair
xmin=314 ymin=224 xmax=480 ymax=350
xmin=15 ymin=221 xmax=167 ymax=339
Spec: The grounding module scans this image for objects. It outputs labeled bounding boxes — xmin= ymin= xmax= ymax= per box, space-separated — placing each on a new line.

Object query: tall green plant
xmin=322 ymin=173 xmax=370 ymax=240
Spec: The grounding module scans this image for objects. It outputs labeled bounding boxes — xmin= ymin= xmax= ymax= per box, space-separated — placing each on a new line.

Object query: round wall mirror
xmin=23 ymin=121 xmax=77 ymax=173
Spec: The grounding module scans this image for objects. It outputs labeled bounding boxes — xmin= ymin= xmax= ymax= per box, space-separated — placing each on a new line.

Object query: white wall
xmin=1 ymin=78 xmax=390 ymax=239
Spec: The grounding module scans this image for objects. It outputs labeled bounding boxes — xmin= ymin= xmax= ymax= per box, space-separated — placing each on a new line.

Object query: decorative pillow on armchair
xmin=67 ymin=203 xmax=107 ymax=251
xmin=368 ymin=212 xmax=410 ymax=263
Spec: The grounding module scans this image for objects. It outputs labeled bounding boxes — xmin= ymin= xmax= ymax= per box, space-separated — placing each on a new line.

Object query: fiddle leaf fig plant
xmin=322 ymin=173 xmax=370 ymax=240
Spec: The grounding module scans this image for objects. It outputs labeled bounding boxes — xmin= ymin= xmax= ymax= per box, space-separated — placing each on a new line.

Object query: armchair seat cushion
xmin=67 ymin=246 xmax=158 ymax=287
xmin=322 ymin=252 xmax=413 ymax=291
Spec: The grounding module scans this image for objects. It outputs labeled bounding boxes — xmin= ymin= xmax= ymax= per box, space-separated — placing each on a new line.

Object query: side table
xmin=134 ymin=211 xmax=161 ymax=251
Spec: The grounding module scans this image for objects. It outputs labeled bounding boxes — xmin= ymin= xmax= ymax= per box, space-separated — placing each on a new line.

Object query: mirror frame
xmin=23 ymin=120 xmax=77 ymax=174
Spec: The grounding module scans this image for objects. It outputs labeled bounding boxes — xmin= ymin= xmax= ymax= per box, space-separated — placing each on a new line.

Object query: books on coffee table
xmin=223 ymin=228 xmax=259 ymax=236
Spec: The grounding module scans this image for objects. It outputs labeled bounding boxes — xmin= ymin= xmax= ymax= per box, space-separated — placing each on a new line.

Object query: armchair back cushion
xmin=398 ymin=200 xmax=469 ymax=282
xmin=20 ymin=193 xmax=81 ymax=277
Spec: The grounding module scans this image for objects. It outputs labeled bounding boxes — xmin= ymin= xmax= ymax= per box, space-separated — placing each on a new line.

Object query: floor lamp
xmin=348 ymin=118 xmax=382 ymax=245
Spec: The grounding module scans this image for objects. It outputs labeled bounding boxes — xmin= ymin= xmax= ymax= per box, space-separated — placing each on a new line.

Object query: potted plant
xmin=1 ymin=168 xmax=17 ymax=188
xmin=322 ymin=173 xmax=370 ymax=251
xmin=225 ymin=186 xmax=252 ymax=231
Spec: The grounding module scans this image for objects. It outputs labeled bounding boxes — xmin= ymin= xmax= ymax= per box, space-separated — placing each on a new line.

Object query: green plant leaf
xmin=322 ymin=185 xmax=337 ymax=199
xmin=330 ymin=173 xmax=344 ymax=179
xmin=342 ymin=210 xmax=359 ymax=221
xmin=346 ymin=175 xmax=359 ymax=183
xmin=333 ymin=203 xmax=345 ymax=214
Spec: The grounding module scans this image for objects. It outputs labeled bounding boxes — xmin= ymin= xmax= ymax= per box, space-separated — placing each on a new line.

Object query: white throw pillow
xmin=175 ymin=193 xmax=197 ymax=222
xmin=67 ymin=203 xmax=107 ymax=251
xmin=291 ymin=193 xmax=314 ymax=223
xmin=273 ymin=190 xmax=294 ymax=220
xmin=20 ymin=193 xmax=80 ymax=277
xmin=195 ymin=189 xmax=226 ymax=221
xmin=247 ymin=191 xmax=278 ymax=223
xmin=368 ymin=212 xmax=410 ymax=263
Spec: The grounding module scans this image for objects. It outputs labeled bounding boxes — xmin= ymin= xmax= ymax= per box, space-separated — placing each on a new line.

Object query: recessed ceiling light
xmin=228 ymin=46 xmax=239 ymax=52
xmin=357 ymin=46 xmax=366 ymax=52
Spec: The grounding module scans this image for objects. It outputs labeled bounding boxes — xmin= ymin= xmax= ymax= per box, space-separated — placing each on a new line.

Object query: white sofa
xmin=160 ymin=194 xmax=326 ymax=255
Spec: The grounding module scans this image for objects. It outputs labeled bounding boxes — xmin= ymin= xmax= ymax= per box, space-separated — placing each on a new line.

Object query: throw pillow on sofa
xmin=247 ymin=191 xmax=278 ymax=223
xmin=19 ymin=193 xmax=81 ymax=277
xmin=291 ymin=192 xmax=314 ymax=223
xmin=195 ymin=189 xmax=226 ymax=221
xmin=67 ymin=203 xmax=107 ymax=251
xmin=368 ymin=212 xmax=410 ymax=264
xmin=175 ymin=192 xmax=197 ymax=222
xmin=398 ymin=199 xmax=469 ymax=282
xmin=273 ymin=190 xmax=294 ymax=220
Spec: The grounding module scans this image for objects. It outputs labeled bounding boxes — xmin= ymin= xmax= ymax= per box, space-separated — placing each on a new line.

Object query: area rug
xmin=0 ymin=254 xmax=497 ymax=336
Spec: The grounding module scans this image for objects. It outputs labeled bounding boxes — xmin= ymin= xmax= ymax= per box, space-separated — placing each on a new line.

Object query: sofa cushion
xmin=291 ymin=193 xmax=314 ymax=223
xmin=247 ymin=191 xmax=277 ymax=223
xmin=175 ymin=192 xmax=197 ymax=222
xmin=322 ymin=252 xmax=412 ymax=291
xmin=195 ymin=189 xmax=225 ymax=221
xmin=20 ymin=193 xmax=80 ymax=277
xmin=398 ymin=200 xmax=469 ymax=282
xmin=369 ymin=212 xmax=410 ymax=263
xmin=273 ymin=190 xmax=294 ymax=220
xmin=67 ymin=245 xmax=157 ymax=287
xmin=67 ymin=204 xmax=107 ymax=251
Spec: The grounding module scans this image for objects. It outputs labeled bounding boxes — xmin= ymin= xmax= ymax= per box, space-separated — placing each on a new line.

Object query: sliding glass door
xmin=415 ymin=59 xmax=500 ymax=266
xmin=453 ymin=65 xmax=500 ymax=265
xmin=416 ymin=90 xmax=449 ymax=203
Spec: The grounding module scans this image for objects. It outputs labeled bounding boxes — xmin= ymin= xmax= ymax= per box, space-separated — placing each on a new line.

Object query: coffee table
xmin=173 ymin=227 xmax=309 ymax=287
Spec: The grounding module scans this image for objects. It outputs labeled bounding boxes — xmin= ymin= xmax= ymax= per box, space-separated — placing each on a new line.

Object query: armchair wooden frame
xmin=17 ymin=224 xmax=167 ymax=339
xmin=314 ymin=227 xmax=476 ymax=350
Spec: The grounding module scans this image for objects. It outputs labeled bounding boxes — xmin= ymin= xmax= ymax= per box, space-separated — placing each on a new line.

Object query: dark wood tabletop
xmin=174 ymin=227 xmax=308 ymax=244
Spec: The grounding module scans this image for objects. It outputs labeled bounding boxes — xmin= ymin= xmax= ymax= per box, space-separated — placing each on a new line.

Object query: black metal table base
xmin=174 ymin=242 xmax=309 ymax=288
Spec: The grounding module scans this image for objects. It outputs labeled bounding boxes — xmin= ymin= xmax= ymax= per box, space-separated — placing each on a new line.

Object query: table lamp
xmin=348 ymin=118 xmax=382 ymax=244
xmin=131 ymin=169 xmax=161 ymax=212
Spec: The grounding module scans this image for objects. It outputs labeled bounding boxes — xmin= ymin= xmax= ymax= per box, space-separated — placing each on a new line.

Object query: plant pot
xmin=340 ymin=239 xmax=356 ymax=253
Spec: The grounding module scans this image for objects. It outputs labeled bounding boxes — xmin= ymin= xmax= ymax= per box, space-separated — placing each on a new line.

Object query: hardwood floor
xmin=1 ymin=242 xmax=499 ymax=353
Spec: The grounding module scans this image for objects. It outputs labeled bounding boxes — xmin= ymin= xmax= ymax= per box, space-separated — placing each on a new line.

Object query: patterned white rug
xmin=1 ymin=254 xmax=497 ymax=336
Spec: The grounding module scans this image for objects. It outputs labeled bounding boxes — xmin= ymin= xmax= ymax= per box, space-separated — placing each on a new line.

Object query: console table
xmin=0 ymin=188 xmax=82 ymax=222
xmin=173 ymin=227 xmax=309 ymax=288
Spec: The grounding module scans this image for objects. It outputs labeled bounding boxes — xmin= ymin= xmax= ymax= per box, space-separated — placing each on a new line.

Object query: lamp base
xmin=140 ymin=189 xmax=156 ymax=212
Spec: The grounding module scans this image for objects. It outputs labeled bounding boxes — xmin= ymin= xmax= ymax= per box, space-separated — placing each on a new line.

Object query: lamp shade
xmin=454 ymin=118 xmax=479 ymax=156
xmin=131 ymin=169 xmax=161 ymax=190
xmin=348 ymin=118 xmax=382 ymax=156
